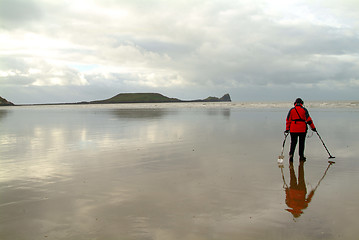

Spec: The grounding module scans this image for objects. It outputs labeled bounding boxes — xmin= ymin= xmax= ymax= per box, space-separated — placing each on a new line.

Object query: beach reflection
xmin=0 ymin=109 xmax=10 ymax=121
xmin=0 ymin=105 xmax=358 ymax=240
xmin=110 ymin=108 xmax=230 ymax=120
xmin=110 ymin=108 xmax=172 ymax=119
xmin=280 ymin=161 xmax=335 ymax=218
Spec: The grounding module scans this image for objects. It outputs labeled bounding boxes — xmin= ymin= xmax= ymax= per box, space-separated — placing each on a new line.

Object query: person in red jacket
xmin=285 ymin=98 xmax=316 ymax=162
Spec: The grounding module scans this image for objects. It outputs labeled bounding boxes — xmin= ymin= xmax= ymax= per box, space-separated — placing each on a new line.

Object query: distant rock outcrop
xmin=220 ymin=93 xmax=231 ymax=102
xmin=201 ymin=94 xmax=231 ymax=102
xmin=0 ymin=96 xmax=14 ymax=106
xmin=190 ymin=94 xmax=231 ymax=102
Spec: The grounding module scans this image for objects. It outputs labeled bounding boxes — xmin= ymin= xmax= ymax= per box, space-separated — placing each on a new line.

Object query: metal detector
xmin=316 ymin=132 xmax=335 ymax=159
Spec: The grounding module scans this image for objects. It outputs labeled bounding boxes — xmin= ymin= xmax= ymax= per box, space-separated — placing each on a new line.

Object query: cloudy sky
xmin=1 ymin=0 xmax=359 ymax=104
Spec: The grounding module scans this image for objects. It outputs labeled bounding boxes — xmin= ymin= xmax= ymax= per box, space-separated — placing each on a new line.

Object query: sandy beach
xmin=0 ymin=103 xmax=358 ymax=240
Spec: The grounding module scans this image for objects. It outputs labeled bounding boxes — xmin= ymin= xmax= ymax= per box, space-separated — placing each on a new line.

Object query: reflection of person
xmin=280 ymin=160 xmax=335 ymax=218
xmin=285 ymin=162 xmax=314 ymax=218
xmin=285 ymin=98 xmax=316 ymax=162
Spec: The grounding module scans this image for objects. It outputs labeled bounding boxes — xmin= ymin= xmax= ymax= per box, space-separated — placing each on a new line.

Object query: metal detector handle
xmin=283 ymin=132 xmax=289 ymax=148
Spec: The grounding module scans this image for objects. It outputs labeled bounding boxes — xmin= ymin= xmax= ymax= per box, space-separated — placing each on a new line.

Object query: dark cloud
xmin=0 ymin=75 xmax=35 ymax=86
xmin=0 ymin=0 xmax=43 ymax=29
xmin=0 ymin=56 xmax=29 ymax=71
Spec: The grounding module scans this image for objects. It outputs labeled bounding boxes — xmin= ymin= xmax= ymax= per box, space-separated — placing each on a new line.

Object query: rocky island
xmin=1 ymin=93 xmax=231 ymax=106
xmin=89 ymin=93 xmax=231 ymax=104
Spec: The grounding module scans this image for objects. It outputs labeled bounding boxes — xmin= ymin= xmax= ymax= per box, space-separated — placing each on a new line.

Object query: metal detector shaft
xmin=281 ymin=132 xmax=289 ymax=156
xmin=316 ymin=132 xmax=335 ymax=159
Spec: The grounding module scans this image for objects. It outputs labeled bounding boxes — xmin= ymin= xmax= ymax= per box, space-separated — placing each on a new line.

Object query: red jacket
xmin=286 ymin=104 xmax=315 ymax=133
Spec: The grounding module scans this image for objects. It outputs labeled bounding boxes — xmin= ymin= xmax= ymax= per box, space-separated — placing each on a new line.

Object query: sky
xmin=1 ymin=0 xmax=359 ymax=104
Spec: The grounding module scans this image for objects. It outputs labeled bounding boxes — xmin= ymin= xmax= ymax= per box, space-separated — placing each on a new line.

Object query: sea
xmin=0 ymin=102 xmax=358 ymax=240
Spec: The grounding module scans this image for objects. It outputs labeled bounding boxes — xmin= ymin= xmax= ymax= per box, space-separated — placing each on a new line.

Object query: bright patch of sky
xmin=263 ymin=0 xmax=344 ymax=27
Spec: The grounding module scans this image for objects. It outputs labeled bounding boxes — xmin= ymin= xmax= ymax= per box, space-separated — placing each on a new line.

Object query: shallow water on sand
xmin=0 ymin=103 xmax=358 ymax=240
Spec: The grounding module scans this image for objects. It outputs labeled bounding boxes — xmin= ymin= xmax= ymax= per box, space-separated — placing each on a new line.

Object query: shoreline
xmin=2 ymin=100 xmax=359 ymax=109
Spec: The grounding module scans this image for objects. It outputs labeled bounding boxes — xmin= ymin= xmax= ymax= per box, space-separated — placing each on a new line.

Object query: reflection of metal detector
xmin=278 ymin=163 xmax=288 ymax=188
xmin=311 ymin=160 xmax=336 ymax=193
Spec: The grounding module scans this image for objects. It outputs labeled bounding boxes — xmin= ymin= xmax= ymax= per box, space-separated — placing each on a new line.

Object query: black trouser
xmin=290 ymin=132 xmax=306 ymax=157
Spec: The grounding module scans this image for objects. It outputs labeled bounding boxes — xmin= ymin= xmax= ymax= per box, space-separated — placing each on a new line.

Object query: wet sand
xmin=0 ymin=104 xmax=358 ymax=239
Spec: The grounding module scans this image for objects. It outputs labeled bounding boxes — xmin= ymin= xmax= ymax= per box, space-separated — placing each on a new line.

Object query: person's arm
xmin=304 ymin=108 xmax=316 ymax=131
xmin=285 ymin=109 xmax=292 ymax=132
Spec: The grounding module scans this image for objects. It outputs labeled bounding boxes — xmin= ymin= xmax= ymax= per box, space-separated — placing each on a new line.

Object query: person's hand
xmin=284 ymin=130 xmax=289 ymax=134
xmin=312 ymin=128 xmax=317 ymax=132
